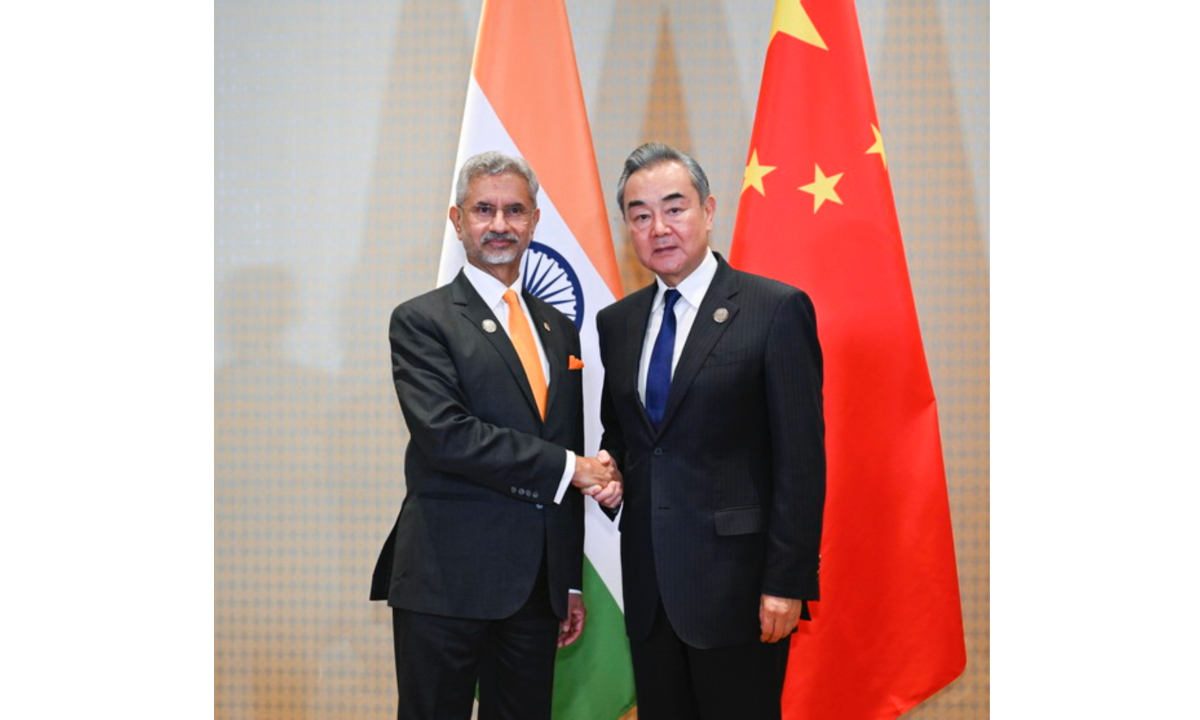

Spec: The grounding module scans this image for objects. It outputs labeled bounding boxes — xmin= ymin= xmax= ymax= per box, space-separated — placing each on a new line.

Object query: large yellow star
xmin=866 ymin=124 xmax=887 ymax=169
xmin=741 ymin=149 xmax=776 ymax=196
xmin=798 ymin=164 xmax=844 ymax=212
xmin=770 ymin=0 xmax=828 ymax=50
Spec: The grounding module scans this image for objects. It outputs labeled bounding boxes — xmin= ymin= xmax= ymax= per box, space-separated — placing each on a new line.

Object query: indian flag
xmin=435 ymin=1 xmax=634 ymax=717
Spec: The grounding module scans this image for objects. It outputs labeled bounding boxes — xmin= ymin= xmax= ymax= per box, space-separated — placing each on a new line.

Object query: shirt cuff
xmin=554 ymin=451 xmax=575 ymax=504
xmin=569 ymin=588 xmax=582 ymax=595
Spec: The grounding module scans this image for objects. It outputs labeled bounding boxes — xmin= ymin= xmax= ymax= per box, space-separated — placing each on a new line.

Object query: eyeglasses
xmin=465 ymin=203 xmax=534 ymax=225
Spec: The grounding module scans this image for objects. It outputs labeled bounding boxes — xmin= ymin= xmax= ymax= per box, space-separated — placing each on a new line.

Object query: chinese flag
xmin=729 ymin=1 xmax=967 ymax=718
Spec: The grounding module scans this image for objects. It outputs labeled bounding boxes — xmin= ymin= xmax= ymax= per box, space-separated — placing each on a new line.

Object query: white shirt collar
xmin=462 ymin=262 xmax=523 ymax=310
xmin=654 ymin=248 xmax=718 ymax=311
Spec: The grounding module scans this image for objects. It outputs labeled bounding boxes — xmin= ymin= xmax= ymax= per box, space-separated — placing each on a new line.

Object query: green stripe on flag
xmin=552 ymin=556 xmax=636 ymax=718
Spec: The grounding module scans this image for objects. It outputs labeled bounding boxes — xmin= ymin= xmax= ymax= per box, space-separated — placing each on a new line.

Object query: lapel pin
xmin=713 ymin=308 xmax=729 ymax=323
xmin=543 ymin=321 xmax=551 ymax=332
xmin=482 ymin=319 xmax=497 ymax=333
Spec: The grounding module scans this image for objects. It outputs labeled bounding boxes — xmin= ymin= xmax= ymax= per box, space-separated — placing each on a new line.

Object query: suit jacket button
xmin=532 ymin=491 xmax=540 ymax=499
xmin=511 ymin=486 xmax=518 ymax=494
xmin=653 ymin=447 xmax=664 ymax=456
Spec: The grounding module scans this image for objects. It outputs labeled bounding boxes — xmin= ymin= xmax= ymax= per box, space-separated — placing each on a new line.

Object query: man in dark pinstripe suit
xmin=371 ymin=152 xmax=622 ymax=720
xmin=597 ymin=144 xmax=826 ymax=719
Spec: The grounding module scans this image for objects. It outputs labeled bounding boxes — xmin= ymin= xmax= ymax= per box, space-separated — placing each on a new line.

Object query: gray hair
xmin=615 ymin=143 xmax=711 ymax=212
xmin=454 ymin=151 xmax=539 ymax=208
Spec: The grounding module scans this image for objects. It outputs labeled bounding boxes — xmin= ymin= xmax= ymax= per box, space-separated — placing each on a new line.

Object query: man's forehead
xmin=626 ymin=162 xmax=695 ymax=205
xmin=466 ymin=172 xmax=533 ymax=203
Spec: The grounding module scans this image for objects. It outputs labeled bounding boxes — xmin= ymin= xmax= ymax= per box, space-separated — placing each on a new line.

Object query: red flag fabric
xmin=729 ymin=1 xmax=966 ymax=718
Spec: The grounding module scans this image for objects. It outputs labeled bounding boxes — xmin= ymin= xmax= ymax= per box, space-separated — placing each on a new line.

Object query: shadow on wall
xmin=215 ymin=263 xmax=401 ymax=719
xmin=216 ymin=265 xmax=337 ymax=719
xmin=216 ymin=0 xmax=475 ymax=714
xmin=316 ymin=0 xmax=476 ymax=713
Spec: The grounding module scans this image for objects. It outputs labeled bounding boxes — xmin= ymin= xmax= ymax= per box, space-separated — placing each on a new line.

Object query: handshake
xmin=570 ymin=449 xmax=623 ymax=509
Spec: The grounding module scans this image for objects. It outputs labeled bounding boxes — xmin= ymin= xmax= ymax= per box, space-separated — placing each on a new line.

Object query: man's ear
xmin=448 ymin=204 xmax=463 ymax=234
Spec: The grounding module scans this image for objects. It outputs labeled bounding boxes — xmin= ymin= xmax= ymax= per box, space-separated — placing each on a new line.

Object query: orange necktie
xmin=503 ymin=289 xmax=548 ymax=419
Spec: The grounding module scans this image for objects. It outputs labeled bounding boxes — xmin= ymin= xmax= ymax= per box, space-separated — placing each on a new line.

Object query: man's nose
xmin=651 ymin=215 xmax=669 ymax=236
xmin=489 ymin=211 xmax=511 ymax=232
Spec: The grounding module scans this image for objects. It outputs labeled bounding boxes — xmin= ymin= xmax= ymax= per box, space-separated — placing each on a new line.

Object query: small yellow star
xmin=741 ymin=149 xmax=776 ymax=196
xmin=866 ymin=124 xmax=887 ymax=169
xmin=798 ymin=164 xmax=844 ymax=212
xmin=770 ymin=0 xmax=828 ymax=50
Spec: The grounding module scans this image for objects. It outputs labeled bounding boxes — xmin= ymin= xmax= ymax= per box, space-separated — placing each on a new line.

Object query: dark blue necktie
xmin=645 ymin=289 xmax=680 ymax=428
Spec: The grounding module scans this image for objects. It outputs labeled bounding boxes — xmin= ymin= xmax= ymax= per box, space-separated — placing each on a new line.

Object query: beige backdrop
xmin=215 ymin=0 xmax=988 ymax=717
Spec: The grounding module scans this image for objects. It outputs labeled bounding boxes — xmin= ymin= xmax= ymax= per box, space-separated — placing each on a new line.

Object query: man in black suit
xmin=597 ymin=143 xmax=825 ymax=719
xmin=371 ymin=151 xmax=622 ymax=720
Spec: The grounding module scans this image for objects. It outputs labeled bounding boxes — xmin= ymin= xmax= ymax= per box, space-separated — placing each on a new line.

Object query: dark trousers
xmin=629 ymin=600 xmax=791 ymax=720
xmin=391 ymin=560 xmax=559 ymax=720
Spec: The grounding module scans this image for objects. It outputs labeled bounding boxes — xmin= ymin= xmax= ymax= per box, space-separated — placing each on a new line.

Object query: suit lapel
xmin=621 ymin=285 xmax=658 ymax=436
xmin=450 ymin=271 xmax=543 ymax=423
xmin=657 ymin=260 xmax=741 ymax=433
xmin=526 ymin=290 xmax=566 ymax=420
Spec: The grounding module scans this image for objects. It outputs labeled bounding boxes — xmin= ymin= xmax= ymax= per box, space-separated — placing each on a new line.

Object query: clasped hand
xmin=571 ymin=449 xmax=623 ymax=508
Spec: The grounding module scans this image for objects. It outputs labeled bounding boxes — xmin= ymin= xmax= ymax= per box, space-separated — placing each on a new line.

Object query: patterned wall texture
xmin=215 ymin=0 xmax=988 ymax=717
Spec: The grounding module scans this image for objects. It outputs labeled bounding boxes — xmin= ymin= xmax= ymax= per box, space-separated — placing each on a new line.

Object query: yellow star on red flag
xmin=798 ymin=164 xmax=844 ymax=212
xmin=866 ymin=124 xmax=887 ymax=169
xmin=742 ymin=149 xmax=776 ymax=196
xmin=770 ymin=0 xmax=828 ymax=50
xmin=731 ymin=2 xmax=969 ymax=714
